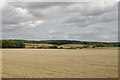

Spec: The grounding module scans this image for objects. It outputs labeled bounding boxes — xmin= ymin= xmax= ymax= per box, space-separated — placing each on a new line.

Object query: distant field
xmin=2 ymin=49 xmax=118 ymax=78
xmin=60 ymin=44 xmax=84 ymax=48
xmin=24 ymin=43 xmax=85 ymax=48
xmin=24 ymin=43 xmax=55 ymax=48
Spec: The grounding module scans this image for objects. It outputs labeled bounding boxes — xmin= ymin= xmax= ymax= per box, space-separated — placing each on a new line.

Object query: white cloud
xmin=15 ymin=7 xmax=29 ymax=15
xmin=48 ymin=35 xmax=52 ymax=39
xmin=35 ymin=20 xmax=44 ymax=25
xmin=48 ymin=30 xmax=63 ymax=34
xmin=0 ymin=1 xmax=7 ymax=8
xmin=19 ymin=20 xmax=44 ymax=28
xmin=64 ymin=35 xmax=69 ymax=39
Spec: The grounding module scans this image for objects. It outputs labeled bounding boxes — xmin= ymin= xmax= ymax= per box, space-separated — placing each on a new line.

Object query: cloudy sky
xmin=1 ymin=2 xmax=118 ymax=42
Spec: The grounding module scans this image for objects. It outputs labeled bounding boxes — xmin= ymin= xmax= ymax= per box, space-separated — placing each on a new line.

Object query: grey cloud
xmin=66 ymin=23 xmax=117 ymax=41
xmin=62 ymin=2 xmax=117 ymax=28
xmin=25 ymin=2 xmax=69 ymax=9
xmin=2 ymin=2 xmax=118 ymax=41
xmin=63 ymin=8 xmax=117 ymax=28
xmin=8 ymin=2 xmax=76 ymax=19
xmin=2 ymin=5 xmax=35 ymax=25
xmin=67 ymin=2 xmax=117 ymax=16
xmin=67 ymin=30 xmax=113 ymax=42
xmin=48 ymin=30 xmax=64 ymax=35
xmin=8 ymin=2 xmax=75 ymax=9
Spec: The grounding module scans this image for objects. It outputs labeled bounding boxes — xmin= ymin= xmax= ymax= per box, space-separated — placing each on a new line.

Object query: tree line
xmin=1 ymin=40 xmax=25 ymax=48
xmin=1 ymin=40 xmax=119 ymax=48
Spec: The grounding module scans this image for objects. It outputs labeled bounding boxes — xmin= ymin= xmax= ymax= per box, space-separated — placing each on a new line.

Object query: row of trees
xmin=37 ymin=45 xmax=62 ymax=49
xmin=1 ymin=40 xmax=119 ymax=48
xmin=2 ymin=40 xmax=25 ymax=48
xmin=13 ymin=40 xmax=119 ymax=47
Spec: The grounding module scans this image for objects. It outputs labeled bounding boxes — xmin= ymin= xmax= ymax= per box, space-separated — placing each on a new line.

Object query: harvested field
xmin=2 ymin=49 xmax=118 ymax=78
xmin=60 ymin=44 xmax=84 ymax=48
xmin=24 ymin=43 xmax=55 ymax=48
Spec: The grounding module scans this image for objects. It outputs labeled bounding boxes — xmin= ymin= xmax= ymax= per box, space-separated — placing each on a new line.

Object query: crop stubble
xmin=2 ymin=49 xmax=118 ymax=78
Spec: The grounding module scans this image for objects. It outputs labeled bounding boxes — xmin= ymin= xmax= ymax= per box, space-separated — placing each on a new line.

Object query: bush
xmin=92 ymin=46 xmax=96 ymax=48
xmin=83 ymin=45 xmax=90 ymax=48
xmin=48 ymin=45 xmax=58 ymax=49
xmin=60 ymin=47 xmax=63 ymax=49
xmin=37 ymin=46 xmax=47 ymax=49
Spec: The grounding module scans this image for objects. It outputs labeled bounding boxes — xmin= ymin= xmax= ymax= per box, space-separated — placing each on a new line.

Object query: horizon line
xmin=1 ymin=39 xmax=119 ymax=43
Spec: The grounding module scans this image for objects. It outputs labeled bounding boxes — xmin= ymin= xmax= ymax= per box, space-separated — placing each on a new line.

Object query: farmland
xmin=24 ymin=43 xmax=85 ymax=49
xmin=1 ymin=40 xmax=119 ymax=49
xmin=2 ymin=48 xmax=118 ymax=78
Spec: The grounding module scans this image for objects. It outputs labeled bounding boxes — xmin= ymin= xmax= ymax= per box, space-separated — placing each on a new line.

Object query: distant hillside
xmin=1 ymin=40 xmax=119 ymax=48
xmin=13 ymin=40 xmax=118 ymax=44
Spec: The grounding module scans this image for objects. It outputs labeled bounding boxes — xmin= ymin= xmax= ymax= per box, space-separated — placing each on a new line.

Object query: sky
xmin=1 ymin=2 xmax=118 ymax=42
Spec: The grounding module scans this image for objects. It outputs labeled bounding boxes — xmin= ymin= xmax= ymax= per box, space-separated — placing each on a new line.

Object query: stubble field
xmin=2 ymin=49 xmax=118 ymax=78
